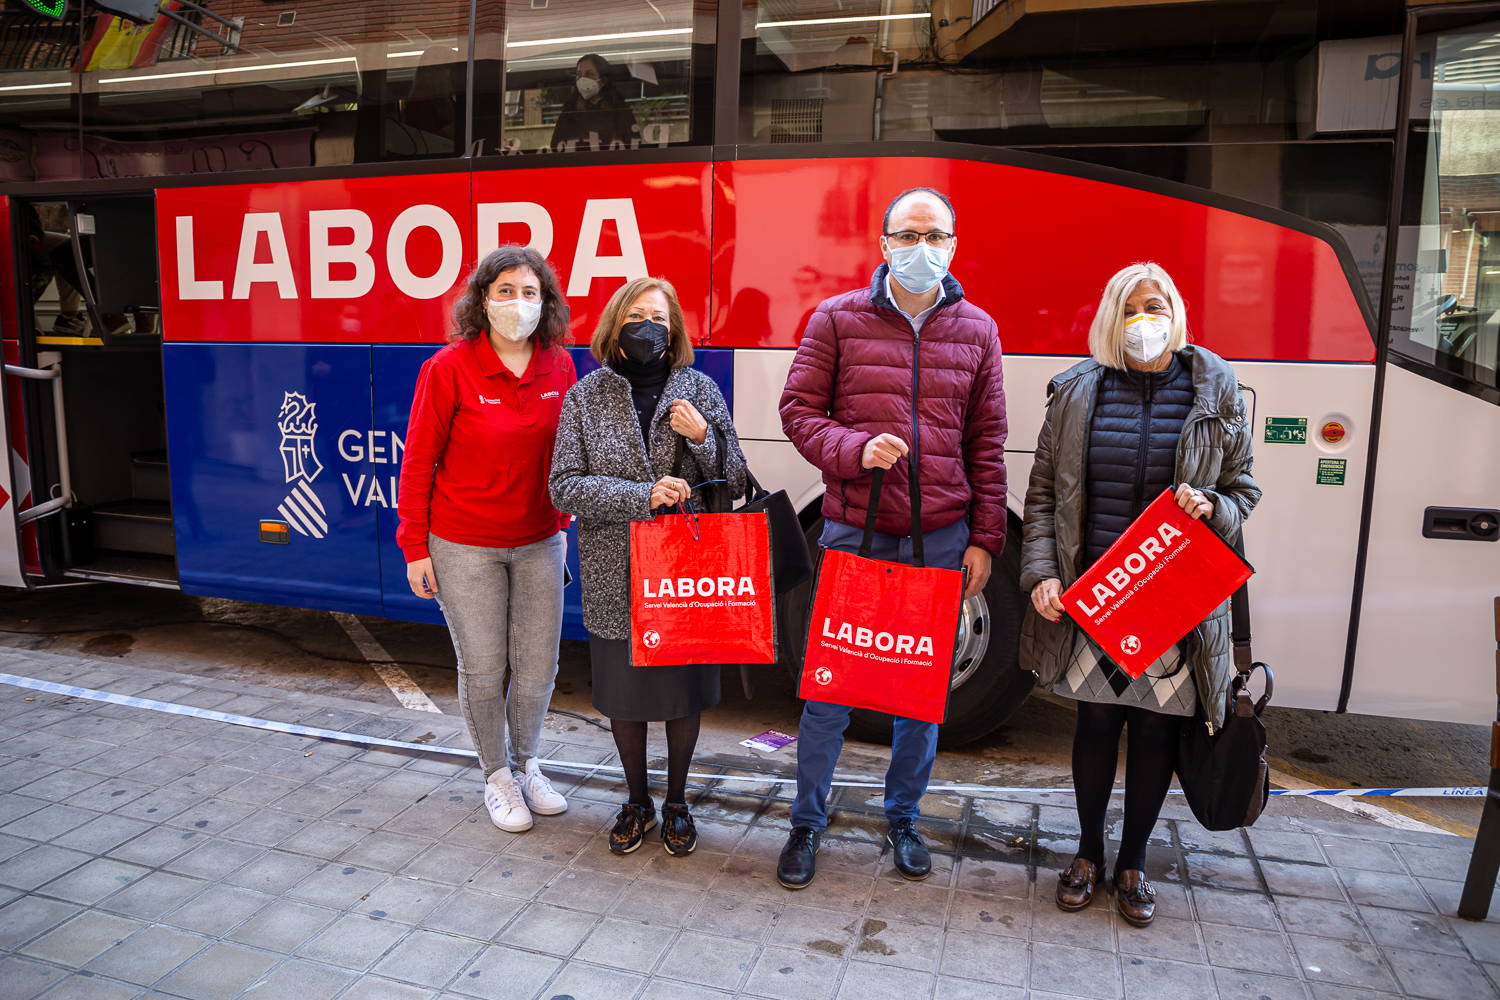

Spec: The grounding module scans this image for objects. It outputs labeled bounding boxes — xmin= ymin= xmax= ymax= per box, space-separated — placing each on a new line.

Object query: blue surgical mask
xmin=886 ymin=240 xmax=950 ymax=294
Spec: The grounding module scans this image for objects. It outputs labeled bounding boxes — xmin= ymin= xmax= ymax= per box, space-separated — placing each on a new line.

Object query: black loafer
xmin=608 ymin=801 xmax=656 ymax=855
xmin=777 ymin=826 xmax=821 ymax=889
xmin=886 ymin=818 xmax=931 ymax=881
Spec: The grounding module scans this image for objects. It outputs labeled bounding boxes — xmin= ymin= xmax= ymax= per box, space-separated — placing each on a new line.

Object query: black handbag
xmin=1175 ymin=537 xmax=1274 ymax=831
xmin=739 ymin=467 xmax=814 ymax=596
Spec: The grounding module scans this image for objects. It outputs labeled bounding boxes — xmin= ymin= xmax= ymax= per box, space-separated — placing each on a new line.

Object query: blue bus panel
xmin=163 ymin=344 xmax=382 ymax=615
xmin=165 ymin=343 xmax=735 ymax=634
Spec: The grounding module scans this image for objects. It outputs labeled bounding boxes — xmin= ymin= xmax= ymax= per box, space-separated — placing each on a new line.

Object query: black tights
xmin=1072 ymin=701 xmax=1182 ymax=873
xmin=611 ymin=713 xmax=701 ymax=807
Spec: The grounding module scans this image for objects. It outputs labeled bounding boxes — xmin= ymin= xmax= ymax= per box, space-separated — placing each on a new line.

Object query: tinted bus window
xmin=477 ymin=0 xmax=713 ymax=158
xmin=1 ymin=0 xmax=472 ymax=181
xmin=1392 ymin=20 xmax=1500 ymax=394
xmin=0 ymin=10 xmax=83 ymax=182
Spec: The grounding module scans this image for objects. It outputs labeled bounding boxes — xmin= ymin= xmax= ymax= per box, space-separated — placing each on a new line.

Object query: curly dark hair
xmin=450 ymin=246 xmax=570 ymax=349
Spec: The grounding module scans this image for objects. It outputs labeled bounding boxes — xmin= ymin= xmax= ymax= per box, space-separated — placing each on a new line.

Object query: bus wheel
xmin=782 ymin=515 xmax=1036 ymax=749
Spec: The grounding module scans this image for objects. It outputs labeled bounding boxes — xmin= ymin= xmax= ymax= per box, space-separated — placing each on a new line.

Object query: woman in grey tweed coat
xmin=550 ymin=276 xmax=747 ymax=858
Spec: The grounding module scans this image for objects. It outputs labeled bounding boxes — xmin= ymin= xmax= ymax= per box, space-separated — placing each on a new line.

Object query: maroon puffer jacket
xmin=779 ymin=266 xmax=1008 ymax=556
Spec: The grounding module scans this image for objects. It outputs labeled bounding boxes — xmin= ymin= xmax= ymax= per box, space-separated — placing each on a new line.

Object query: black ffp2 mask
xmin=618 ymin=319 xmax=669 ymax=365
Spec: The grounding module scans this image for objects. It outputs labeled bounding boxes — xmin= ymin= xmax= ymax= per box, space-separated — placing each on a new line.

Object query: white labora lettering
xmin=567 ymin=199 xmax=649 ymax=297
xmin=476 ymin=202 xmax=554 ymax=258
xmin=232 ymin=213 xmax=298 ymax=299
xmin=387 ymin=205 xmax=463 ymax=299
xmin=175 ymin=216 xmax=223 ymax=299
xmin=1073 ymin=520 xmax=1188 ymax=616
xmin=309 ymin=209 xmax=375 ymax=298
xmin=820 ymin=618 xmax=934 ymax=657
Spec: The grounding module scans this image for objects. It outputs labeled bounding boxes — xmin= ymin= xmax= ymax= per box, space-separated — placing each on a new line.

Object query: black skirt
xmin=589 ymin=635 xmax=721 ymax=722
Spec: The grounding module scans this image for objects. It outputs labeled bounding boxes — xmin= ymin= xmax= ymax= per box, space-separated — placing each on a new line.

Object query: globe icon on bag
xmin=1120 ymin=635 xmax=1142 ymax=656
xmin=643 ymin=630 xmax=661 ymax=649
xmin=814 ymin=667 xmax=832 ymax=685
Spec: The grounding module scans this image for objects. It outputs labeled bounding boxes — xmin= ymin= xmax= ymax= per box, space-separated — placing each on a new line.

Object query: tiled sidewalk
xmin=0 ymin=647 xmax=1497 ymax=1000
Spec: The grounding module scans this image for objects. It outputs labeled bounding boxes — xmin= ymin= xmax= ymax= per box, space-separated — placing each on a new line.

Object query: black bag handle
xmin=859 ymin=458 xmax=925 ymax=567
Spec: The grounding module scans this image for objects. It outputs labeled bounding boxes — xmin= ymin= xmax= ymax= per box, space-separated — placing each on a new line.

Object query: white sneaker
xmin=520 ymin=758 xmax=569 ymax=816
xmin=484 ymin=768 xmax=533 ymax=832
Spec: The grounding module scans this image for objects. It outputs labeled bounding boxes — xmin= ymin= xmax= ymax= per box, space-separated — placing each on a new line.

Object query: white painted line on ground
xmin=1269 ymin=766 xmax=1456 ymax=836
xmin=330 ymin=612 xmax=442 ymax=714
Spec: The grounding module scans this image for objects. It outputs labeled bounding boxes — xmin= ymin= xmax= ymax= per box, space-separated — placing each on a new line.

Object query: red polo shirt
xmin=397 ymin=337 xmax=576 ymax=562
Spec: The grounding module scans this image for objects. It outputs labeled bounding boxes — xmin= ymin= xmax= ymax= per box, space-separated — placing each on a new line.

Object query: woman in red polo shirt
xmin=398 ymin=246 xmax=577 ymax=835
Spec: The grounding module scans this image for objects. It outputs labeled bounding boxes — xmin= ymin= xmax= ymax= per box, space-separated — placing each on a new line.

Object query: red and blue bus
xmin=0 ymin=0 xmax=1495 ymax=744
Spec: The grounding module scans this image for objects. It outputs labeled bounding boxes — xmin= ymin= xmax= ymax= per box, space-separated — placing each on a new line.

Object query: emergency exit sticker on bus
xmin=1316 ymin=458 xmax=1347 ymax=486
xmin=1265 ymin=417 xmax=1308 ymax=444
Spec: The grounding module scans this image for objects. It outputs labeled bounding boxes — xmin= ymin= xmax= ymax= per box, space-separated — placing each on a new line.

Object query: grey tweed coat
xmin=549 ymin=364 xmax=748 ymax=640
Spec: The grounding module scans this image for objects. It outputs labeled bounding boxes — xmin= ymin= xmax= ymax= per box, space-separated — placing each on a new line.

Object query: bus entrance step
xmin=92 ymin=499 xmax=174 ymax=557
xmin=130 ymin=450 xmax=170 ymax=502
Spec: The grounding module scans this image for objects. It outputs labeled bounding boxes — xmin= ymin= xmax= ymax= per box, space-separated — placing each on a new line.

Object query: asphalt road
xmin=0 ymin=583 xmax=1487 ymax=838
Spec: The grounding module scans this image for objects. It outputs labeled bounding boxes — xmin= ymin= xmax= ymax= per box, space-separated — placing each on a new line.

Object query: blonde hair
xmin=1088 ymin=262 xmax=1189 ymax=369
xmin=590 ymin=277 xmax=695 ymax=368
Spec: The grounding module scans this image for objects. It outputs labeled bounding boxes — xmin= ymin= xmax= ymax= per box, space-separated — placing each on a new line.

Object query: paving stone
xmin=31 ymin=973 xmax=143 ymax=1000
xmin=1358 ymin=904 xmax=1466 ymax=956
xmin=937 ymin=928 xmax=1028 ymax=985
xmin=298 ymin=912 xmax=411 ymax=971
xmin=1031 ymin=941 xmax=1122 ymax=999
xmin=279 ymin=819 xmax=369 ymax=859
xmin=1395 ymin=844 xmax=1473 ymax=882
xmin=163 ymin=837 xmax=263 ymax=879
xmin=113 ymin=785 xmax=201 ymax=823
xmin=1204 ymin=922 xmax=1299 ymax=975
xmin=1290 ymin=933 xmax=1402 ymax=992
xmin=1029 ymin=898 xmax=1117 ymax=951
xmin=685 ymin=890 xmax=779 ymax=941
xmin=340 ymin=831 xmax=432 ymax=873
xmin=1212 ymin=968 xmax=1312 ymax=1000
xmin=1276 ymin=896 xmax=1371 ymax=943
xmin=236 ymin=958 xmax=356 ymax=1000
xmin=766 ymin=904 xmax=858 ymax=957
xmin=60 ymin=777 xmax=156 ymax=813
xmin=741 ymin=945 xmax=843 ymax=1000
xmin=162 ymin=884 xmax=273 ymax=936
xmin=1339 ymin=868 xmax=1435 ymax=913
xmin=373 ymin=928 xmax=485 ymax=989
xmin=337 ymin=976 xmax=437 ymax=1000
xmin=639 ymin=979 xmax=741 ymax=1000
xmin=1187 ymin=852 xmax=1266 ymax=893
xmin=285 ymin=863 xmax=387 ymax=911
xmin=1248 ymin=830 xmax=1327 ymax=865
xmin=422 ymin=887 xmax=525 ymax=940
xmin=1261 ymin=860 xmax=1347 ymax=901
xmin=952 ymin=856 xmax=1031 ymax=898
xmin=358 ymin=874 xmax=452 ymax=924
xmin=221 ymin=850 xmax=322 ymax=894
xmin=933 ymin=976 xmax=1026 ymax=1000
xmin=656 ymin=930 xmax=757 ymax=991
xmin=1 ymin=802 xmax=97 ymax=841
xmin=227 ymin=897 xmax=339 ymax=953
xmin=106 ymin=825 xmax=202 ymax=867
xmin=1194 ymin=887 xmax=1280 ymax=930
xmin=450 ymin=944 xmax=562 ymax=1000
xmin=15 ymin=769 xmax=106 ymax=803
xmin=1384 ymin=947 xmax=1497 ymax=1000
xmin=153 ymin=941 xmax=280 ymax=1000
xmin=835 ymin=960 xmax=932 ymax=999
xmin=1449 ymin=916 xmax=1500 ymax=963
xmin=320 ymin=794 xmax=410 ymax=829
xmin=399 ymin=842 xmax=494 ymax=886
xmin=1122 ymin=955 xmax=1216 ymax=1000
xmin=0 ymin=844 xmax=90 ymax=890
xmin=18 ymin=908 xmax=144 ymax=967
xmin=869 ymin=880 xmax=952 ymax=927
xmin=0 ymin=954 xmax=64 ymax=1000
xmin=852 ymin=915 xmax=942 ymax=971
xmin=82 ymin=923 xmax=211 ymax=985
xmin=0 ymin=894 xmax=80 ymax=950
xmin=97 ymin=869 xmax=206 ymax=920
xmin=48 ymin=812 xmax=153 ymax=855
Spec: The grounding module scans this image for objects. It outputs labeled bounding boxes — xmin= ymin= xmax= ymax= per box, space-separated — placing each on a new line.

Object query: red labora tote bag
xmin=798 ymin=467 xmax=965 ymax=724
xmin=1061 ymin=488 xmax=1254 ymax=678
xmin=630 ymin=508 xmax=776 ymax=667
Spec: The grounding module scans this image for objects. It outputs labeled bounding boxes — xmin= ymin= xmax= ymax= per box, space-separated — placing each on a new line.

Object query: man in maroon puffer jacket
xmin=775 ymin=187 xmax=1007 ymax=890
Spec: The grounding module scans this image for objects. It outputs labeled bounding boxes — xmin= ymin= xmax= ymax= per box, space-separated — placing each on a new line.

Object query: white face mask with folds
xmin=1123 ymin=312 xmax=1172 ymax=364
xmin=576 ymin=76 xmax=601 ymax=100
xmin=486 ymin=297 xmax=542 ymax=342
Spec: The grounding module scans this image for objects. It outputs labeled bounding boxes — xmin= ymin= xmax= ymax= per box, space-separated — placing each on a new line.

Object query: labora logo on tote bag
xmin=629 ymin=508 xmax=776 ymax=667
xmin=798 ymin=467 xmax=965 ymax=725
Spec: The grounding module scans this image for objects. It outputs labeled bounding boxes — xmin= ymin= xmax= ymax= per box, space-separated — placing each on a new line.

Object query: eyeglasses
xmin=884 ymin=230 xmax=954 ymax=248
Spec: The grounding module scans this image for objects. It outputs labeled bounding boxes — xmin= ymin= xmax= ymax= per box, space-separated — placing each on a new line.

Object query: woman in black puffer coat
xmin=1020 ymin=262 xmax=1260 ymax=928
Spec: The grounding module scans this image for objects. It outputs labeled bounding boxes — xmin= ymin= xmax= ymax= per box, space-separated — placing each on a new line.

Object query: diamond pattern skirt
xmin=1051 ymin=628 xmax=1198 ymax=717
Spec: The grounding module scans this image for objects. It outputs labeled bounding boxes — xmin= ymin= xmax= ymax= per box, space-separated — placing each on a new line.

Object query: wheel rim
xmin=950 ymin=591 xmax=990 ymax=690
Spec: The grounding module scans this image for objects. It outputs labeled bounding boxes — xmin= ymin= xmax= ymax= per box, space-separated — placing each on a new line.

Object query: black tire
xmin=784 ymin=514 xmax=1036 ymax=749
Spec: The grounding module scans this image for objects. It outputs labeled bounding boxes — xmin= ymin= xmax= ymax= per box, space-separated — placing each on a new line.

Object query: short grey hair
xmin=1088 ymin=262 xmax=1190 ymax=369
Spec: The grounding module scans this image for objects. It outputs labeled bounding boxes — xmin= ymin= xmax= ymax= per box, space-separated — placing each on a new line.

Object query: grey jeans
xmin=429 ymin=531 xmax=565 ymax=778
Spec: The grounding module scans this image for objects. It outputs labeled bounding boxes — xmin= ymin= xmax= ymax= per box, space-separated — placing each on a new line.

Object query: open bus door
xmin=0 ymin=193 xmax=173 ymax=590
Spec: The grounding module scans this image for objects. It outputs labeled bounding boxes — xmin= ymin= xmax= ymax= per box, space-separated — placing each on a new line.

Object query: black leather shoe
xmin=777 ymin=826 xmax=821 ymax=889
xmin=886 ymin=819 xmax=932 ymax=881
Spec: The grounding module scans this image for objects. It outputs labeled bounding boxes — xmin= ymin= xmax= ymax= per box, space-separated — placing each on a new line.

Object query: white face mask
xmin=486 ymin=297 xmax=542 ymax=342
xmin=576 ymin=76 xmax=601 ymax=100
xmin=1123 ymin=312 xmax=1172 ymax=364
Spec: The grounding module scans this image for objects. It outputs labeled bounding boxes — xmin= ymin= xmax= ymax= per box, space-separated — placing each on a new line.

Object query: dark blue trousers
xmin=790 ymin=517 xmax=970 ymax=830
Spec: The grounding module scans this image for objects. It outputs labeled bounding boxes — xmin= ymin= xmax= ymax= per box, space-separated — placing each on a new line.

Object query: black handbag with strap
xmin=1175 ymin=534 xmax=1274 ymax=831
